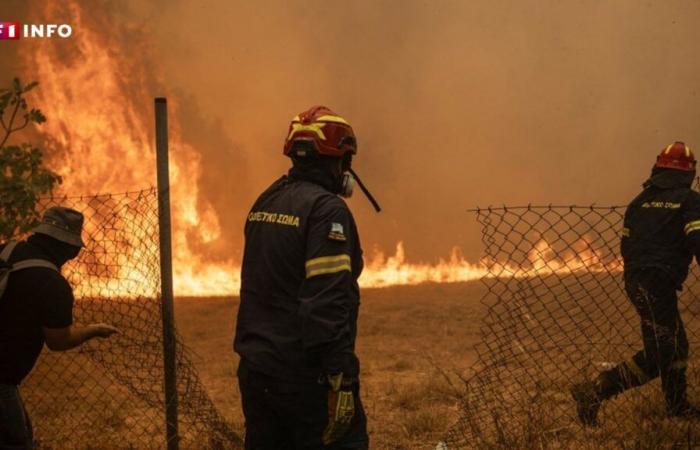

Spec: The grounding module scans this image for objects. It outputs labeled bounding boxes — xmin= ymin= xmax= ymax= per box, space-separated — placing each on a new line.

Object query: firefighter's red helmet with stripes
xmin=656 ymin=141 xmax=696 ymax=171
xmin=283 ymin=106 xmax=357 ymax=158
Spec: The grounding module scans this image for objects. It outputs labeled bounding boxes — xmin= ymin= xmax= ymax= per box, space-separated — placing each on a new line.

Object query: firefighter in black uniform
xmin=234 ymin=106 xmax=368 ymax=449
xmin=571 ymin=141 xmax=700 ymax=426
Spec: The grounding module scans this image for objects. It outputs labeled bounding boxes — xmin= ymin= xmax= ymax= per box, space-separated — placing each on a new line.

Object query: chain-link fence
xmin=444 ymin=204 xmax=700 ymax=449
xmin=19 ymin=189 xmax=241 ymax=449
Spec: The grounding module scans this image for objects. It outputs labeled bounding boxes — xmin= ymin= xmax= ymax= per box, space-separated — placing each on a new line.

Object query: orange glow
xmin=28 ymin=1 xmax=236 ymax=297
xmin=360 ymin=242 xmax=488 ymax=288
xmin=168 ymin=240 xmax=621 ymax=297
xmin=25 ymin=2 xmax=621 ymax=298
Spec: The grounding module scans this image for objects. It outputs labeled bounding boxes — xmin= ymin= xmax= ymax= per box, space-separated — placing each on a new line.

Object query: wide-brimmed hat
xmin=32 ymin=206 xmax=85 ymax=248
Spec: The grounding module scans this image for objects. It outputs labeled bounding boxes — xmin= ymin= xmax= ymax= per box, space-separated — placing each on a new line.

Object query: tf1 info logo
xmin=0 ymin=22 xmax=73 ymax=40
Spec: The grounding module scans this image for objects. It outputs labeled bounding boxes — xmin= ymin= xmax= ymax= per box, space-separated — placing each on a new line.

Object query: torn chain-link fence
xmin=19 ymin=189 xmax=240 ymax=449
xmin=444 ymin=204 xmax=700 ymax=449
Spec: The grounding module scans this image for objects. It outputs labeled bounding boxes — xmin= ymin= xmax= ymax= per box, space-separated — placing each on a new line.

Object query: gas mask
xmin=336 ymin=156 xmax=380 ymax=211
xmin=291 ymin=145 xmax=381 ymax=211
xmin=340 ymin=171 xmax=354 ymax=198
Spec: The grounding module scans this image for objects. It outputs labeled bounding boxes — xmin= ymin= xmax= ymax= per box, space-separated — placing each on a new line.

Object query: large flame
xmin=22 ymin=2 xmax=621 ymax=298
xmin=27 ymin=2 xmax=236 ymax=297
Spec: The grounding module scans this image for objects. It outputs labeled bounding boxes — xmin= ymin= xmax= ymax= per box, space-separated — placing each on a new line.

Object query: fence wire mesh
xmin=19 ymin=188 xmax=240 ymax=449
xmin=444 ymin=204 xmax=700 ymax=449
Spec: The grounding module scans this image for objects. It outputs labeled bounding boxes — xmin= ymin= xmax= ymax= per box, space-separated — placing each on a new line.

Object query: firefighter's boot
xmin=570 ymin=370 xmax=627 ymax=427
xmin=664 ymin=367 xmax=700 ymax=418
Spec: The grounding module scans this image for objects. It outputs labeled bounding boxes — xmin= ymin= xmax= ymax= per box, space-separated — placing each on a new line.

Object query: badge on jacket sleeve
xmin=328 ymin=222 xmax=347 ymax=242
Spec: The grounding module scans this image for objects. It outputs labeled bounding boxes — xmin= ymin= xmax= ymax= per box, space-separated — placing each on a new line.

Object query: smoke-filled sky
xmin=2 ymin=0 xmax=700 ymax=263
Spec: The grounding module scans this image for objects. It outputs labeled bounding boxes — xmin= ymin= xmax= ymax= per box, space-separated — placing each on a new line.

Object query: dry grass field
xmin=174 ymin=281 xmax=487 ymax=449
xmin=23 ymin=276 xmax=700 ymax=448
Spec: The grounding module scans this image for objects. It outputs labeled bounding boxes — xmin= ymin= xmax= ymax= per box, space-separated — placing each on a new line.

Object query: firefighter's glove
xmin=322 ymin=373 xmax=355 ymax=445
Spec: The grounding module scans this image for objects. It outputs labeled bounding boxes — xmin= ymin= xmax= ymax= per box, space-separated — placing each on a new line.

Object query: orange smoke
xmin=21 ymin=1 xmax=622 ymax=297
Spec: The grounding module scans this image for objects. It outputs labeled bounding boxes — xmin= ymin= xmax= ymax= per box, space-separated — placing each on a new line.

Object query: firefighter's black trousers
xmin=598 ymin=268 xmax=689 ymax=410
xmin=237 ymin=360 xmax=369 ymax=450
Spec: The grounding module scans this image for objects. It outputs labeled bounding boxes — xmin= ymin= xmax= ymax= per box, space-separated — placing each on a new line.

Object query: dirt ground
xmin=174 ymin=281 xmax=487 ymax=450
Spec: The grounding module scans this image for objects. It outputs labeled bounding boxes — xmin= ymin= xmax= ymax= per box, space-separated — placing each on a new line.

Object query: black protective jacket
xmin=234 ymin=172 xmax=363 ymax=382
xmin=0 ymin=236 xmax=75 ymax=384
xmin=621 ymin=168 xmax=700 ymax=287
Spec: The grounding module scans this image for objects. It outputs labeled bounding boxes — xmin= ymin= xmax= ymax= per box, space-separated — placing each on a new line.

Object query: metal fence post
xmin=155 ymin=97 xmax=179 ymax=450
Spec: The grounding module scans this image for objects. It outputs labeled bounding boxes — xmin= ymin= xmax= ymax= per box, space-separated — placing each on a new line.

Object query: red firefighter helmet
xmin=283 ymin=106 xmax=357 ymax=158
xmin=656 ymin=141 xmax=696 ymax=171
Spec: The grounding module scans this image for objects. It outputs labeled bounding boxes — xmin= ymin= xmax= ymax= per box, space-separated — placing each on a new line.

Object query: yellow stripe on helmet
xmin=316 ymin=115 xmax=350 ymax=125
xmin=686 ymin=145 xmax=692 ymax=158
xmin=288 ymin=122 xmax=326 ymax=140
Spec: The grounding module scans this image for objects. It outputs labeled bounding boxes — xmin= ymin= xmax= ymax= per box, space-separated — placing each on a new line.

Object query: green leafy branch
xmin=0 ymin=78 xmax=61 ymax=239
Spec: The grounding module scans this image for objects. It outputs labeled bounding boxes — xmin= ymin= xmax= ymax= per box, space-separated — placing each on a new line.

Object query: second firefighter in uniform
xmin=572 ymin=141 xmax=700 ymax=425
